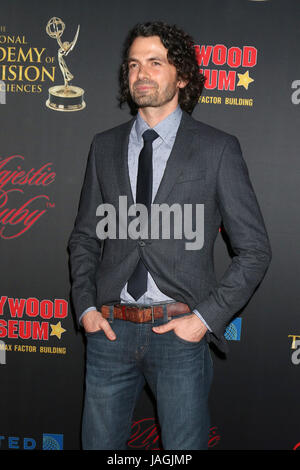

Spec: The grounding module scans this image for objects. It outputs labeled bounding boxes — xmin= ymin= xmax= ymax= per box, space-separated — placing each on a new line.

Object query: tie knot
xmin=142 ymin=129 xmax=159 ymax=143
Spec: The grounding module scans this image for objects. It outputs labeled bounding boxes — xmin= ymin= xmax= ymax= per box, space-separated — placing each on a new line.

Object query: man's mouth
xmin=134 ymin=82 xmax=156 ymax=91
xmin=135 ymin=85 xmax=153 ymax=91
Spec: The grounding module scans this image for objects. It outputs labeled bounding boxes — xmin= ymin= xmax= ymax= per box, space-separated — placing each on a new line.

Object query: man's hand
xmin=82 ymin=309 xmax=116 ymax=341
xmin=152 ymin=313 xmax=207 ymax=342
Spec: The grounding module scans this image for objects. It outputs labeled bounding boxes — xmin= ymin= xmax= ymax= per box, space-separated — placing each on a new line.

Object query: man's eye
xmin=129 ymin=63 xmax=137 ymax=69
xmin=152 ymin=62 xmax=161 ymax=66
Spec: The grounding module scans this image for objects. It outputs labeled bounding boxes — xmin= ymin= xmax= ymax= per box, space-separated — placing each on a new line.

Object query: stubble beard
xmin=131 ymin=79 xmax=178 ymax=108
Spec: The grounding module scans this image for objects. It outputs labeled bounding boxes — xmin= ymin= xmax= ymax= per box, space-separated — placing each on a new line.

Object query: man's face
xmin=127 ymin=35 xmax=183 ymax=109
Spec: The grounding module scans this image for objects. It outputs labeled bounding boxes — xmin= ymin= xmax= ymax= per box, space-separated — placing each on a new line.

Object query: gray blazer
xmin=68 ymin=110 xmax=272 ymax=352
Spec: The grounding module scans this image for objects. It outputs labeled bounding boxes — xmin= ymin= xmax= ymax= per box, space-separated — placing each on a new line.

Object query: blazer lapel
xmin=114 ymin=117 xmax=136 ymax=206
xmin=153 ymin=111 xmax=198 ymax=205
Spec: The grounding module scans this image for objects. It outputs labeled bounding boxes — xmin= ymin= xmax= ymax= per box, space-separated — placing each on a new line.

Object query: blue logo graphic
xmin=42 ymin=433 xmax=64 ymax=450
xmin=224 ymin=318 xmax=242 ymax=341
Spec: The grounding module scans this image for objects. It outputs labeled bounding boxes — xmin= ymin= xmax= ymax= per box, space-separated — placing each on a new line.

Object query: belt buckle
xmin=137 ymin=304 xmax=154 ymax=323
xmin=123 ymin=305 xmax=129 ymax=321
xmin=150 ymin=305 xmax=154 ymax=323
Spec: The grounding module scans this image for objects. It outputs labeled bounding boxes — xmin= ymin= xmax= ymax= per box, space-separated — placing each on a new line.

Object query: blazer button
xmin=138 ymin=240 xmax=146 ymax=247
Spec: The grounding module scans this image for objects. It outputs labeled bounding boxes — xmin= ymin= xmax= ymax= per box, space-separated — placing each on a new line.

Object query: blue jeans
xmin=82 ymin=309 xmax=213 ymax=450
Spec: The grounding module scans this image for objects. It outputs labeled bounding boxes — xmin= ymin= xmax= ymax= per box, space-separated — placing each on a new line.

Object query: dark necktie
xmin=127 ymin=129 xmax=159 ymax=301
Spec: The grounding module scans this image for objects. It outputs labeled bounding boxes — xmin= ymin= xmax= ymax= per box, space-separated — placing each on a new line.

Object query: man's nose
xmin=137 ymin=64 xmax=150 ymax=80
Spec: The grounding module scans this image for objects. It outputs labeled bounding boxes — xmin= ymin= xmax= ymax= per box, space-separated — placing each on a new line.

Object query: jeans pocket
xmin=171 ymin=329 xmax=205 ymax=346
xmin=85 ymin=329 xmax=104 ymax=337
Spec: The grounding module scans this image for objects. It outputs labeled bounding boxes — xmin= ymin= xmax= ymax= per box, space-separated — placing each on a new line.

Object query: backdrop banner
xmin=0 ymin=0 xmax=299 ymax=451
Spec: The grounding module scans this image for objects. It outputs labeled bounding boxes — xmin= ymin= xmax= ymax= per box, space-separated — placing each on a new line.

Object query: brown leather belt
xmin=100 ymin=302 xmax=191 ymax=323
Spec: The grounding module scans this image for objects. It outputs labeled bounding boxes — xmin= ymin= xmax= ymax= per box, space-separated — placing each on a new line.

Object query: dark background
xmin=0 ymin=0 xmax=299 ymax=450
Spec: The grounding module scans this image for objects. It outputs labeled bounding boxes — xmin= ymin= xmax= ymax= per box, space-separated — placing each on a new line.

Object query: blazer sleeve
xmin=68 ymin=135 xmax=103 ymax=326
xmin=194 ymin=135 xmax=272 ymax=339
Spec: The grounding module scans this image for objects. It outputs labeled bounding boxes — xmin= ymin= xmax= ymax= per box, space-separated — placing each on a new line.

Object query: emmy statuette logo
xmin=45 ymin=17 xmax=86 ymax=112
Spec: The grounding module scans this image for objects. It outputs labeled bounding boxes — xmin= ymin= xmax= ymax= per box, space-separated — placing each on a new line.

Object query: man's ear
xmin=177 ymin=78 xmax=188 ymax=89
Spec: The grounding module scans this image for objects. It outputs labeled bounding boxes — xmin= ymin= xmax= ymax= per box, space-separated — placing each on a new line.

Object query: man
xmin=68 ymin=22 xmax=271 ymax=450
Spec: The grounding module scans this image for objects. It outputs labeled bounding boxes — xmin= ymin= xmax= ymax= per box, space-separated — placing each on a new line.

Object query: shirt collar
xmin=134 ymin=105 xmax=182 ymax=146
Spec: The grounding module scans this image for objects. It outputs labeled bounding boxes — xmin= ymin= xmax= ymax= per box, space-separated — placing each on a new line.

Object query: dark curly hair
xmin=118 ymin=21 xmax=205 ymax=115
